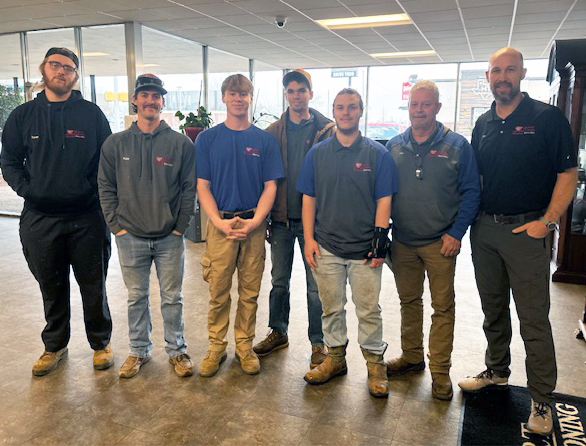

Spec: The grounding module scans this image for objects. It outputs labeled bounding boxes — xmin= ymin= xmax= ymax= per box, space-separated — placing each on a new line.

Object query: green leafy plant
xmin=175 ymin=106 xmax=213 ymax=132
xmin=0 ymin=85 xmax=24 ymax=137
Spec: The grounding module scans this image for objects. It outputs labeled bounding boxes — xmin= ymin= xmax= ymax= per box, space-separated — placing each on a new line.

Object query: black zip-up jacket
xmin=1 ymin=90 xmax=112 ymax=217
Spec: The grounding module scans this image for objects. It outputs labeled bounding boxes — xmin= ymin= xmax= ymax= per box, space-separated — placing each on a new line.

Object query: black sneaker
xmin=253 ymin=330 xmax=289 ymax=357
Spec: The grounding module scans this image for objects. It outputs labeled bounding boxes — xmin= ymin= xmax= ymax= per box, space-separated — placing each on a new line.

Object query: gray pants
xmin=470 ymin=214 xmax=556 ymax=404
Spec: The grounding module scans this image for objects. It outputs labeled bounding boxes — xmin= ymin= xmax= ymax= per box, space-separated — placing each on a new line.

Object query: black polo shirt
xmin=471 ymin=93 xmax=576 ymax=215
xmin=296 ymin=134 xmax=397 ymax=260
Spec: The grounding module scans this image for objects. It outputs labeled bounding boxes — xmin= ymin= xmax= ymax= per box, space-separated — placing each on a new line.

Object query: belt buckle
xmin=493 ymin=214 xmax=503 ymax=224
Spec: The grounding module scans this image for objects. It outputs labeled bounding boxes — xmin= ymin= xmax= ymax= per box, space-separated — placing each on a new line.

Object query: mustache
xmin=495 ymin=81 xmax=513 ymax=88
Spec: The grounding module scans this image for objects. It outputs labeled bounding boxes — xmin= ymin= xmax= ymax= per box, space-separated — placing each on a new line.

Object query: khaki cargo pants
xmin=200 ymin=219 xmax=267 ymax=352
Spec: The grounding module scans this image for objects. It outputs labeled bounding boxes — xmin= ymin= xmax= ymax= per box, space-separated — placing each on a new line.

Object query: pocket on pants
xmin=201 ymin=254 xmax=212 ymax=282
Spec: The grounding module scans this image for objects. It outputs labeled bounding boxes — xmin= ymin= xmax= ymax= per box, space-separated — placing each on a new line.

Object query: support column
xmin=202 ymin=45 xmax=209 ymax=110
xmin=125 ymin=22 xmax=143 ymax=115
xmin=74 ymin=27 xmax=86 ymax=98
xmin=19 ymin=32 xmax=32 ymax=102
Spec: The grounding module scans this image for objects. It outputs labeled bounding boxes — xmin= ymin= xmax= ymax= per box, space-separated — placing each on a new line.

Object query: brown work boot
xmin=310 ymin=345 xmax=327 ymax=369
xmin=199 ymin=350 xmax=227 ymax=377
xmin=235 ymin=349 xmax=260 ymax=375
xmin=304 ymin=344 xmax=347 ymax=385
xmin=362 ymin=350 xmax=389 ymax=398
xmin=432 ymin=373 xmax=453 ymax=400
xmin=93 ymin=343 xmax=114 ymax=370
xmin=170 ymin=353 xmax=194 ymax=377
xmin=253 ymin=330 xmax=289 ymax=357
xmin=32 ymin=347 xmax=68 ymax=376
xmin=386 ymin=356 xmax=425 ymax=376
xmin=119 ymin=354 xmax=151 ymax=378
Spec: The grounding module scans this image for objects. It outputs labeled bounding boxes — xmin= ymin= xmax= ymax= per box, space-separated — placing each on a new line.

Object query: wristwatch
xmin=539 ymin=217 xmax=557 ymax=231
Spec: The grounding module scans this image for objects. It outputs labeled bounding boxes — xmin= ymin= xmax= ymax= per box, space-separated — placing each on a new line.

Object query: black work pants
xmin=20 ymin=208 xmax=112 ymax=352
xmin=471 ymin=214 xmax=556 ymax=404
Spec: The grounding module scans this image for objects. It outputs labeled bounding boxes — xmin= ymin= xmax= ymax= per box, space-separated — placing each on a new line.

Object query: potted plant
xmin=175 ymin=106 xmax=213 ymax=142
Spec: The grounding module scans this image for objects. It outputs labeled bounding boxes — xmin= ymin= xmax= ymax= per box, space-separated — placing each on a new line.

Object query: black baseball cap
xmin=134 ymin=74 xmax=167 ymax=96
xmin=45 ymin=47 xmax=79 ymax=68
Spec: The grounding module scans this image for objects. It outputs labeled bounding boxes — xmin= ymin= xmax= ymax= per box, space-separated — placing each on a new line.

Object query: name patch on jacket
xmin=244 ymin=147 xmax=260 ymax=157
xmin=429 ymin=149 xmax=449 ymax=158
xmin=156 ymin=157 xmax=173 ymax=167
xmin=512 ymin=126 xmax=536 ymax=135
xmin=354 ymin=162 xmax=372 ymax=172
xmin=65 ymin=130 xmax=85 ymax=139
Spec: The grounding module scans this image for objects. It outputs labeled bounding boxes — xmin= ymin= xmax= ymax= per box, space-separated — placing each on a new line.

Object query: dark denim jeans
xmin=268 ymin=220 xmax=323 ymax=345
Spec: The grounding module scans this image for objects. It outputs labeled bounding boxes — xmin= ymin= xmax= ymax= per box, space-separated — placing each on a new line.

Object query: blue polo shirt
xmin=196 ymin=123 xmax=284 ymax=212
xmin=296 ymin=135 xmax=397 ymax=259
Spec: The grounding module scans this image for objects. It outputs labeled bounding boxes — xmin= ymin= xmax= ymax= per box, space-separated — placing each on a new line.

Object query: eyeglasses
xmin=415 ymin=154 xmax=423 ymax=180
xmin=47 ymin=61 xmax=77 ymax=74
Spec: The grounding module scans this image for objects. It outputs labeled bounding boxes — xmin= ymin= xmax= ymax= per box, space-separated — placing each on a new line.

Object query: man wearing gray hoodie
xmin=98 ymin=74 xmax=196 ymax=379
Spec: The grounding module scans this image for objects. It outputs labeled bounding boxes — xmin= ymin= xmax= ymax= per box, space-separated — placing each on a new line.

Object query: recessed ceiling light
xmin=316 ymin=14 xmax=411 ymax=30
xmin=83 ymin=52 xmax=110 ymax=57
xmin=370 ymin=50 xmax=437 ymax=58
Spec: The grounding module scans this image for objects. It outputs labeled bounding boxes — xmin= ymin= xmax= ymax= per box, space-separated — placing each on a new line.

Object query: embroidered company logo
xmin=156 ymin=157 xmax=173 ymax=167
xmin=354 ymin=162 xmax=372 ymax=172
xmin=429 ymin=150 xmax=449 ymax=158
xmin=244 ymin=147 xmax=261 ymax=157
xmin=31 ymin=135 xmax=40 ymax=140
xmin=512 ymin=126 xmax=536 ymax=136
xmin=65 ymin=130 xmax=85 ymax=139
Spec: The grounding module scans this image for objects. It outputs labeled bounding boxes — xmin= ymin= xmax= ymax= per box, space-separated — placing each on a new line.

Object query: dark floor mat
xmin=460 ymin=385 xmax=586 ymax=445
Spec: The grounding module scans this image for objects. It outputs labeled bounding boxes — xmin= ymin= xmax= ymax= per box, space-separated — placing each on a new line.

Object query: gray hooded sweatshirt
xmin=98 ymin=120 xmax=195 ymax=238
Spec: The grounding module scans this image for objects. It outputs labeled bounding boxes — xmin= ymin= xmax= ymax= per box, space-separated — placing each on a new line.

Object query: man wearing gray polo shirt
xmin=296 ymin=88 xmax=397 ymax=398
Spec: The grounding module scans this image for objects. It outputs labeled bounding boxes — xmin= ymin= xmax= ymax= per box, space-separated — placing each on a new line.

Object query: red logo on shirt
xmin=354 ymin=162 xmax=372 ymax=172
xmin=429 ymin=150 xmax=449 ymax=158
xmin=156 ymin=157 xmax=173 ymax=166
xmin=244 ymin=147 xmax=261 ymax=157
xmin=512 ymin=126 xmax=536 ymax=135
xmin=65 ymin=130 xmax=85 ymax=138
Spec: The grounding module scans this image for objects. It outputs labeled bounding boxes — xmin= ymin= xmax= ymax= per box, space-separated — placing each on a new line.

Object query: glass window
xmin=368 ymin=64 xmax=458 ymax=142
xmin=253 ymin=61 xmax=282 ymax=129
xmin=81 ymin=25 xmax=128 ymax=133
xmin=208 ymin=48 xmax=249 ymax=125
xmin=0 ymin=33 xmax=25 ymax=215
xmin=142 ymin=27 xmax=204 ymax=132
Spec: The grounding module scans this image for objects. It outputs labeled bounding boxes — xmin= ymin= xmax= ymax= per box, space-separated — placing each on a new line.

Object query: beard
xmin=336 ymin=122 xmax=360 ymax=135
xmin=42 ymin=70 xmax=77 ymax=97
xmin=491 ymin=81 xmax=520 ymax=104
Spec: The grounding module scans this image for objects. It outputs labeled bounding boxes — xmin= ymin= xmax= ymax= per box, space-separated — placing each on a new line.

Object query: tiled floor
xmin=0 ymin=215 xmax=585 ymax=446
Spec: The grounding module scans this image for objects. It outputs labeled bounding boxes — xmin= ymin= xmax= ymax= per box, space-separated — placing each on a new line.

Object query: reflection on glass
xmin=253 ymin=65 xmax=282 ymax=130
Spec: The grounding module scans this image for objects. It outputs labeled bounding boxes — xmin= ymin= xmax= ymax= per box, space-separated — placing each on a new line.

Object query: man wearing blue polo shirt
xmin=297 ymin=88 xmax=397 ymax=398
xmin=196 ymin=74 xmax=284 ymax=377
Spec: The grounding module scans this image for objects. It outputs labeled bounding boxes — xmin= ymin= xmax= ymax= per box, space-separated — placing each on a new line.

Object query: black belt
xmin=484 ymin=211 xmax=543 ymax=224
xmin=221 ymin=210 xmax=255 ymax=220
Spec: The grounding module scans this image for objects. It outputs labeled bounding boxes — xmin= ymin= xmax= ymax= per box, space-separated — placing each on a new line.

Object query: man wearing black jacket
xmin=1 ymin=47 xmax=114 ymax=376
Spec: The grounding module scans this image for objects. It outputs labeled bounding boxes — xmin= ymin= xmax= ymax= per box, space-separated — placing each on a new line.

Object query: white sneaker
xmin=526 ymin=400 xmax=553 ymax=436
xmin=458 ymin=369 xmax=508 ymax=392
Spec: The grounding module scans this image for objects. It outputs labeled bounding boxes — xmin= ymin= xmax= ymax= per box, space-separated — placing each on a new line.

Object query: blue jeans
xmin=116 ymin=232 xmax=187 ymax=358
xmin=311 ymin=246 xmax=386 ymax=355
xmin=268 ymin=220 xmax=323 ymax=345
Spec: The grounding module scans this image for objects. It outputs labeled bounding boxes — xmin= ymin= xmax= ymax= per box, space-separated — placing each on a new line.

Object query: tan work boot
xmin=432 ymin=372 xmax=453 ymax=401
xmin=310 ymin=345 xmax=327 ymax=369
xmin=362 ymin=350 xmax=389 ymax=398
xmin=32 ymin=347 xmax=68 ymax=376
xmin=386 ymin=357 xmax=425 ymax=376
xmin=119 ymin=355 xmax=150 ymax=378
xmin=93 ymin=343 xmax=114 ymax=370
xmin=199 ymin=350 xmax=227 ymax=377
xmin=169 ymin=353 xmax=194 ymax=377
xmin=304 ymin=344 xmax=347 ymax=385
xmin=235 ymin=349 xmax=260 ymax=375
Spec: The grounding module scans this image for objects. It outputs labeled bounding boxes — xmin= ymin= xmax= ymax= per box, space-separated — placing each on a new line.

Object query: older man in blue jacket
xmin=385 ymin=80 xmax=480 ymax=400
